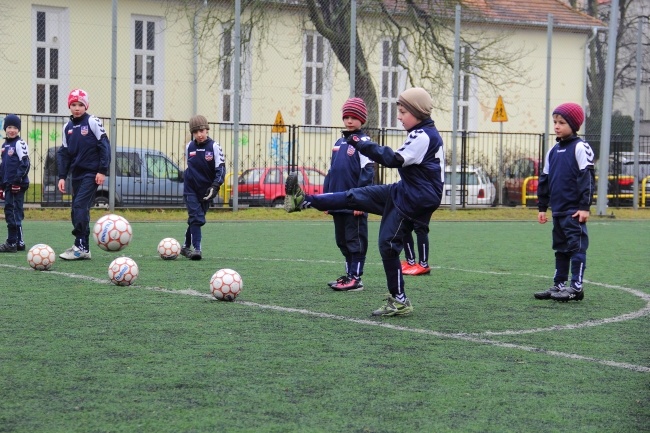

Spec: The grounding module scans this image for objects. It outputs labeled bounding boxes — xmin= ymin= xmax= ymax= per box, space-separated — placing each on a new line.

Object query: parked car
xmin=42 ymin=146 xmax=220 ymax=208
xmin=229 ymin=166 xmax=326 ymax=207
xmin=503 ymin=157 xmax=541 ymax=206
xmin=597 ymin=152 xmax=650 ymax=206
xmin=442 ymin=165 xmax=496 ymax=207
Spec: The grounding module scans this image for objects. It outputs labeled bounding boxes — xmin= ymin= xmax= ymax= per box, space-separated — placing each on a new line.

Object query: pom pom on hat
xmin=3 ymin=114 xmax=21 ymax=131
xmin=189 ymin=115 xmax=209 ymax=133
xmin=342 ymin=97 xmax=368 ymax=125
xmin=398 ymin=87 xmax=433 ymax=120
xmin=553 ymin=102 xmax=584 ymax=132
xmin=68 ymin=89 xmax=89 ymax=109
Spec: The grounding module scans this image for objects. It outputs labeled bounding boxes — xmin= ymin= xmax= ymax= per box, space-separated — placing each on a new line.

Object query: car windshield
xmin=241 ymin=168 xmax=265 ymax=184
xmin=304 ymin=168 xmax=325 ymax=186
xmin=445 ymin=171 xmax=479 ymax=185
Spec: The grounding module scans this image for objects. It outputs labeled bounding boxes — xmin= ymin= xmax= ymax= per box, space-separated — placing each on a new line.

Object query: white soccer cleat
xmin=59 ymin=246 xmax=92 ymax=260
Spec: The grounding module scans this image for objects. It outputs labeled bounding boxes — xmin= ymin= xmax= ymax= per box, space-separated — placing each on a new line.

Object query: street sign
xmin=491 ymin=96 xmax=508 ymax=122
xmin=272 ymin=110 xmax=287 ymax=133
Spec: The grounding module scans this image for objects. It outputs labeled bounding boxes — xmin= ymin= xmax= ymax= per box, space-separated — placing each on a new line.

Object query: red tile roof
xmin=376 ymin=0 xmax=604 ymax=31
xmin=466 ymin=0 xmax=604 ymax=29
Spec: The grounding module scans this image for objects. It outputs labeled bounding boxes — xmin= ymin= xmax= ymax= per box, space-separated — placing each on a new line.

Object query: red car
xmin=503 ymin=157 xmax=541 ymax=206
xmin=230 ymin=166 xmax=326 ymax=207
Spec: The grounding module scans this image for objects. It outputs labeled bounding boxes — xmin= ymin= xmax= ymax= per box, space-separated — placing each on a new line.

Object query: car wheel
xmin=93 ymin=196 xmax=110 ymax=209
xmin=502 ymin=188 xmax=514 ymax=207
xmin=272 ymin=198 xmax=284 ymax=208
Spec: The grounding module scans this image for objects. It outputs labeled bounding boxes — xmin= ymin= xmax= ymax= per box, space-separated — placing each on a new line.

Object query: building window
xmin=304 ymin=32 xmax=331 ymax=126
xmin=457 ymin=45 xmax=478 ymax=132
xmin=33 ymin=7 xmax=68 ymax=114
xmin=133 ymin=16 xmax=163 ymax=119
xmin=221 ymin=26 xmax=252 ymax=123
xmin=380 ymin=39 xmax=406 ymax=128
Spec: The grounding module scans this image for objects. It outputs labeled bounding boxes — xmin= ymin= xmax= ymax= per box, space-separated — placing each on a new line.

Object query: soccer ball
xmin=93 ymin=214 xmax=132 ymax=251
xmin=108 ymin=256 xmax=139 ymax=286
xmin=210 ymin=268 xmax=242 ymax=301
xmin=157 ymin=237 xmax=181 ymax=260
xmin=27 ymin=244 xmax=56 ymax=271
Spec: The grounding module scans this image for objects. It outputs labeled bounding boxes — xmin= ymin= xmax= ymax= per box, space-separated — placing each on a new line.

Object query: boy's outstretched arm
xmin=344 ymin=132 xmax=404 ymax=168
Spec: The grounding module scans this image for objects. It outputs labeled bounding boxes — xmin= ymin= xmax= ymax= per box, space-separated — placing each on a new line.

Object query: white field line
xmin=3 ymin=263 xmax=649 ymax=373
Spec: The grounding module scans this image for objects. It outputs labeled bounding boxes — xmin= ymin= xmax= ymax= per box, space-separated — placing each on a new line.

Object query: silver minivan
xmin=42 ymin=146 xmax=189 ymax=207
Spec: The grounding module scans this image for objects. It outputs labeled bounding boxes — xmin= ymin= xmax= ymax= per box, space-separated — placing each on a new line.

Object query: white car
xmin=442 ymin=165 xmax=496 ymax=207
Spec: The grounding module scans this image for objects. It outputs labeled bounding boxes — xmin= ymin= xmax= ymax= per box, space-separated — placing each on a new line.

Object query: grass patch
xmin=0 ymin=216 xmax=648 ymax=432
xmin=21 ymin=205 xmax=650 ymax=223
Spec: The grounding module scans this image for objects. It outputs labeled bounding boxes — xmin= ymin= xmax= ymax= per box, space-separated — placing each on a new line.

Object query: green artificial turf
xmin=0 ymin=214 xmax=648 ymax=432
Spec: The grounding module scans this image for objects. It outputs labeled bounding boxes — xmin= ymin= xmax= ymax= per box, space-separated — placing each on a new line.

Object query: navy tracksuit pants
xmin=184 ymin=193 xmax=210 ymax=251
xmin=70 ymin=176 xmax=99 ymax=252
xmin=3 ymin=188 xmax=25 ymax=245
xmin=331 ymin=212 xmax=368 ymax=278
xmin=306 ymin=185 xmax=433 ymax=298
xmin=551 ymin=214 xmax=589 ymax=288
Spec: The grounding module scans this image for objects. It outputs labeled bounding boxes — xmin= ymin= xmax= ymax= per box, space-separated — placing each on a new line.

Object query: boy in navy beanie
xmin=324 ymin=97 xmax=374 ymax=291
xmin=535 ymin=102 xmax=594 ymax=302
xmin=0 ymin=114 xmax=30 ymax=252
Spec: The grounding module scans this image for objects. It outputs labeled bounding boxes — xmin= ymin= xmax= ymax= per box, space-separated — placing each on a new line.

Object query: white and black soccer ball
xmin=108 ymin=256 xmax=139 ymax=286
xmin=157 ymin=237 xmax=181 ymax=260
xmin=27 ymin=244 xmax=56 ymax=271
xmin=93 ymin=214 xmax=132 ymax=251
xmin=210 ymin=268 xmax=242 ymax=301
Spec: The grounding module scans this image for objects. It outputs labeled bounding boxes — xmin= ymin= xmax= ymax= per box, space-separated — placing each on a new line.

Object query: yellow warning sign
xmin=272 ymin=110 xmax=287 ymax=133
xmin=491 ymin=96 xmax=508 ymax=122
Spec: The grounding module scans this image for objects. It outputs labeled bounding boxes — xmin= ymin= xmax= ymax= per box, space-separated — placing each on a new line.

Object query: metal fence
xmin=7 ymin=112 xmax=650 ymax=208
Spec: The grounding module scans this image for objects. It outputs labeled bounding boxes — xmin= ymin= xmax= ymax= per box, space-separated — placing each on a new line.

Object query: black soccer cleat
xmin=0 ymin=242 xmax=17 ymax=253
xmin=534 ymin=284 xmax=563 ymax=300
xmin=551 ymin=286 xmax=584 ymax=302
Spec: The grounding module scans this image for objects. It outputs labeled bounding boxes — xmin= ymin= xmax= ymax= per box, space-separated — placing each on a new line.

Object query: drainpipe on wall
xmin=583 ymin=26 xmax=598 ymax=132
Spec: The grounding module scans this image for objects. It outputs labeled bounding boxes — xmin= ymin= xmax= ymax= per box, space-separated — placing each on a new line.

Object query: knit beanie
xmin=68 ymin=88 xmax=89 ymax=109
xmin=553 ymin=102 xmax=584 ymax=132
xmin=189 ymin=115 xmax=209 ymax=133
xmin=342 ymin=97 xmax=368 ymax=124
xmin=3 ymin=114 xmax=21 ymax=131
xmin=398 ymin=87 xmax=433 ymax=120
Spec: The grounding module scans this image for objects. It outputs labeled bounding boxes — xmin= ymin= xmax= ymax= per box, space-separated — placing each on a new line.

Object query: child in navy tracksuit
xmin=285 ymin=88 xmax=445 ymax=317
xmin=57 ymin=89 xmax=111 ymax=260
xmin=535 ymin=102 xmax=594 ymax=302
xmin=325 ymin=98 xmax=375 ymax=292
xmin=179 ymin=115 xmax=226 ymax=261
xmin=0 ymin=114 xmax=30 ymax=253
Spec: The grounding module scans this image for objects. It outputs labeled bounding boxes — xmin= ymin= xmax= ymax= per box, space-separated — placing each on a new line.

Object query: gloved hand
xmin=0 ymin=190 xmax=4 ymax=200
xmin=344 ymin=131 xmax=362 ymax=147
xmin=203 ymin=183 xmax=221 ymax=201
xmin=11 ymin=185 xmax=21 ymax=194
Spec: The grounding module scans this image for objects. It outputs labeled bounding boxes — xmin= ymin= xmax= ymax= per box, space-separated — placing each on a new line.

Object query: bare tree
xmin=165 ymin=0 xmax=531 ymax=129
xmin=582 ymin=0 xmax=650 ymax=139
